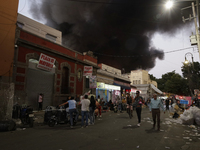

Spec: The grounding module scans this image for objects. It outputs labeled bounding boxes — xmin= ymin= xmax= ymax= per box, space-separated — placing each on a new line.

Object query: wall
xmin=0 ymin=0 xmax=19 ymax=82
xmin=98 ymin=63 xmax=121 ymax=76
xmin=17 ymin=14 xmax=62 ymax=45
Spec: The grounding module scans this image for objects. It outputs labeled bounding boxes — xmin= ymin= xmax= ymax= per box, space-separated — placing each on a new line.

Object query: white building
xmin=122 ymin=70 xmax=162 ymax=100
xmin=17 ymin=14 xmax=62 ymax=45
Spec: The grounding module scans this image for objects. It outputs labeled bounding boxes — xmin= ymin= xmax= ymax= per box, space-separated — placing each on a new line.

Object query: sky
xmin=18 ymin=0 xmax=200 ymax=79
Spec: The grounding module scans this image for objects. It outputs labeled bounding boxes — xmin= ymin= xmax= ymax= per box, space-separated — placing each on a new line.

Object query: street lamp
xmin=165 ymin=0 xmax=174 ymax=9
xmin=165 ymin=0 xmax=200 ymax=59
xmin=184 ymin=52 xmax=194 ymax=64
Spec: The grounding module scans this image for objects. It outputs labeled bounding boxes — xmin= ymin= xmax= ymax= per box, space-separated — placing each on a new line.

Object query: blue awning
xmin=113 ymin=83 xmax=131 ymax=90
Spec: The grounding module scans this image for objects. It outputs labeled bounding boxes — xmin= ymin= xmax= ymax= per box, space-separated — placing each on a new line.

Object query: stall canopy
xmin=113 ymin=83 xmax=131 ymax=90
xmin=151 ymin=84 xmax=162 ymax=94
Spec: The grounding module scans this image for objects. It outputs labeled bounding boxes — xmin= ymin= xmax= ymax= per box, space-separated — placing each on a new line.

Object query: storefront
xmin=96 ymin=82 xmax=121 ymax=103
xmin=113 ymin=80 xmax=131 ymax=101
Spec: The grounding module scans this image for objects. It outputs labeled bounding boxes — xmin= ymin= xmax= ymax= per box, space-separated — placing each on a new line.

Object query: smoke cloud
xmin=29 ymin=0 xmax=191 ymax=72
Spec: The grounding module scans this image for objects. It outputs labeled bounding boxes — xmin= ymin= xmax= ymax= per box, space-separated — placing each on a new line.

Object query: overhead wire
xmin=93 ymin=47 xmax=195 ymax=57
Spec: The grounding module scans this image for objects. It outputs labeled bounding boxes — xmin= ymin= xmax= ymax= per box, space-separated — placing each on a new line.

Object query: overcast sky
xmin=18 ymin=0 xmax=200 ymax=79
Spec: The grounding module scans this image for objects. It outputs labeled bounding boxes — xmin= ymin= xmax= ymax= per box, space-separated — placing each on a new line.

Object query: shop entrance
xmin=26 ymin=68 xmax=54 ymax=110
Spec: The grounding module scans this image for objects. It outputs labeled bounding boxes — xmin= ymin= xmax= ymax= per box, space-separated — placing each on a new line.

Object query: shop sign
xmin=37 ymin=53 xmax=55 ymax=71
xmin=97 ymin=82 xmax=105 ymax=88
xmin=105 ymin=84 xmax=120 ymax=90
xmin=83 ymin=66 xmax=93 ymax=76
xmin=89 ymin=76 xmax=97 ymax=88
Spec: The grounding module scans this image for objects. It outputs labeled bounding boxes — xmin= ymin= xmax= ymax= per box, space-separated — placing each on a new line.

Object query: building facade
xmin=96 ymin=64 xmax=131 ymax=103
xmin=0 ymin=0 xmax=19 ymax=120
xmin=122 ymin=70 xmax=162 ymax=100
xmin=14 ymin=14 xmax=99 ymax=109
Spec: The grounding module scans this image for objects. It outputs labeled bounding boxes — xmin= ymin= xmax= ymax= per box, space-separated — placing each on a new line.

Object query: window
xmin=85 ymin=76 xmax=89 ymax=88
xmin=61 ymin=67 xmax=70 ymax=94
xmin=77 ymin=70 xmax=82 ymax=81
xmin=46 ymin=34 xmax=57 ymax=43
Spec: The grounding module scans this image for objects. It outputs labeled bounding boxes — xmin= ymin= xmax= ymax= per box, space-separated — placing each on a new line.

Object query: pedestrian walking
xmin=116 ymin=96 xmax=122 ymax=113
xmin=126 ymin=93 xmax=133 ymax=116
xmin=149 ymin=93 xmax=165 ymax=131
xmin=133 ymin=91 xmax=144 ymax=127
xmin=38 ymin=93 xmax=43 ymax=111
xmin=165 ymin=98 xmax=170 ymax=111
xmin=89 ymin=96 xmax=96 ymax=125
xmin=97 ymin=95 xmax=102 ymax=117
xmin=80 ymin=95 xmax=90 ymax=128
xmin=59 ymin=96 xmax=78 ymax=129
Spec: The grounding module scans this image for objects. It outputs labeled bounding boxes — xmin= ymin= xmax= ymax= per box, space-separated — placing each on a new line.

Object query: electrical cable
xmin=93 ymin=47 xmax=194 ymax=57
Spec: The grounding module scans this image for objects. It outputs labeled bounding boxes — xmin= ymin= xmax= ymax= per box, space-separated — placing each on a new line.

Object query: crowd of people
xmin=56 ymin=91 xmax=200 ymax=130
xmin=59 ymin=94 xmax=104 ymax=129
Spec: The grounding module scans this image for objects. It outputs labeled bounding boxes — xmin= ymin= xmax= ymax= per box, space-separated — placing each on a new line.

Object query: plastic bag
xmin=180 ymin=109 xmax=194 ymax=125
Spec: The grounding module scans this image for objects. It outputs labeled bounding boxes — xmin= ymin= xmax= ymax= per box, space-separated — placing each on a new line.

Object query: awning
xmin=151 ymin=84 xmax=162 ymax=94
xmin=113 ymin=83 xmax=131 ymax=90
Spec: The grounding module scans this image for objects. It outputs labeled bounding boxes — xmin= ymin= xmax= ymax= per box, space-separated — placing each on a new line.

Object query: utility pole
xmin=182 ymin=1 xmax=200 ymax=59
xmin=192 ymin=2 xmax=200 ymax=59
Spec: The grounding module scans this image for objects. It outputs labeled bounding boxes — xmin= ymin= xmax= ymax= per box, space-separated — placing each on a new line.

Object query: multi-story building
xmin=97 ymin=63 xmax=132 ymax=102
xmin=0 ymin=0 xmax=19 ymax=120
xmin=14 ymin=14 xmax=99 ymax=109
xmin=123 ymin=70 xmax=162 ymax=100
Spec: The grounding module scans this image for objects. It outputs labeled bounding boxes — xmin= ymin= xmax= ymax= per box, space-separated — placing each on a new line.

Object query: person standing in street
xmin=149 ymin=93 xmax=165 ymax=131
xmin=59 ymin=96 xmax=78 ymax=129
xmin=126 ymin=93 xmax=133 ymax=115
xmin=97 ymin=95 xmax=102 ymax=117
xmin=89 ymin=96 xmax=96 ymax=125
xmin=38 ymin=93 xmax=43 ymax=111
xmin=80 ymin=95 xmax=90 ymax=128
xmin=133 ymin=91 xmax=144 ymax=127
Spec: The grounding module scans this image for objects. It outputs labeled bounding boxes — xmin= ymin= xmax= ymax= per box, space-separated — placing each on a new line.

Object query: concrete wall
xmin=0 ymin=82 xmax=14 ymax=120
xmin=17 ymin=14 xmax=62 ymax=45
xmin=98 ymin=63 xmax=121 ymax=76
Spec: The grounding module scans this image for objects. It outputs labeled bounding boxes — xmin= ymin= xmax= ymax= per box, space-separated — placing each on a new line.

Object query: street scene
xmin=1 ymin=0 xmax=200 ymax=150
xmin=1 ymin=107 xmax=200 ymax=150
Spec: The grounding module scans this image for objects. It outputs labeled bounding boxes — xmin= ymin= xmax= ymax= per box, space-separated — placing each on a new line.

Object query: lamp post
xmin=184 ymin=52 xmax=194 ymax=65
xmin=165 ymin=0 xmax=200 ymax=59
xmin=184 ymin=52 xmax=194 ymax=96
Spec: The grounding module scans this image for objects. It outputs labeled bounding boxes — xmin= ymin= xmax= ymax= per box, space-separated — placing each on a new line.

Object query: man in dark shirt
xmin=165 ymin=98 xmax=170 ymax=111
xmin=126 ymin=93 xmax=133 ymax=116
xmin=133 ymin=91 xmax=144 ymax=127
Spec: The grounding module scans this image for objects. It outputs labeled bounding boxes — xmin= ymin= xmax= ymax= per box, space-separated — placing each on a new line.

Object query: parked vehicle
xmin=44 ymin=106 xmax=57 ymax=124
xmin=20 ymin=104 xmax=34 ymax=127
xmin=48 ymin=106 xmax=77 ymax=127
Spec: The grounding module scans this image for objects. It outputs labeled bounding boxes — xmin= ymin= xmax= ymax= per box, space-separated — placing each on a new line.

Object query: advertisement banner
xmin=89 ymin=76 xmax=97 ymax=88
xmin=37 ymin=53 xmax=55 ymax=71
xmin=83 ymin=66 xmax=93 ymax=76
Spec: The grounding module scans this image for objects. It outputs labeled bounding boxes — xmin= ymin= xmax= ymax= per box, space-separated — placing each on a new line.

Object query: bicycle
xmin=126 ymin=104 xmax=133 ymax=119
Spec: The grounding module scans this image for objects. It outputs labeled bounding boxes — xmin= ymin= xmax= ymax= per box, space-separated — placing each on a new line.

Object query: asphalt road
xmin=0 ymin=108 xmax=200 ymax=150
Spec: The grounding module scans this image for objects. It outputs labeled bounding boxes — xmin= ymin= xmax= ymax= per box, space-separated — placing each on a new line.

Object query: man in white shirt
xmin=80 ymin=95 xmax=90 ymax=127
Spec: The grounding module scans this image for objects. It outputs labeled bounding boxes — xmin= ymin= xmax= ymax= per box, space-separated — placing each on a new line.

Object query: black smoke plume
xmin=29 ymin=0 xmax=192 ymax=72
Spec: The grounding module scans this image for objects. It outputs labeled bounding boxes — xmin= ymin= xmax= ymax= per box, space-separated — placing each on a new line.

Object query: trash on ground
xmin=137 ymin=145 xmax=139 ymax=148
xmin=183 ymin=137 xmax=190 ymax=139
xmin=186 ymin=142 xmax=190 ymax=144
xmin=127 ymin=125 xmax=132 ymax=127
xmin=189 ymin=139 xmax=192 ymax=141
xmin=165 ymin=146 xmax=170 ymax=149
xmin=164 ymin=137 xmax=169 ymax=139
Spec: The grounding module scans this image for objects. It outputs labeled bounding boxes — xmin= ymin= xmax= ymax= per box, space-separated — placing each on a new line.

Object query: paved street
xmin=0 ymin=108 xmax=200 ymax=150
